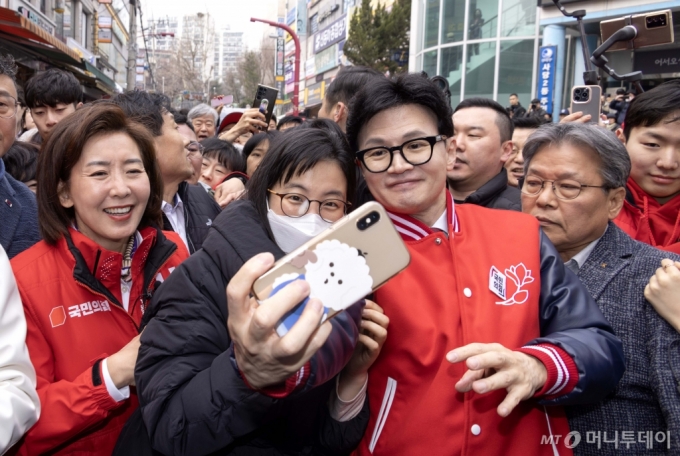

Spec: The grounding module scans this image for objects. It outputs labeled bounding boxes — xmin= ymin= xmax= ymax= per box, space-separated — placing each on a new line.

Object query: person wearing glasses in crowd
xmin=0 ymin=54 xmax=40 ymax=259
xmin=187 ymin=103 xmax=218 ymax=140
xmin=344 ymin=73 xmax=623 ymax=455
xmin=116 ymin=120 xmax=387 ymax=455
xmin=521 ymin=122 xmax=680 ymax=454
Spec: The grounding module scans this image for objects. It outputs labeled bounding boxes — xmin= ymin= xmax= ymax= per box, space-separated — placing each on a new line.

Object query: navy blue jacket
xmin=0 ymin=160 xmax=40 ymax=259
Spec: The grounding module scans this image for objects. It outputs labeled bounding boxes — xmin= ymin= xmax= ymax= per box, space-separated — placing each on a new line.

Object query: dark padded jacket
xmin=135 ymin=199 xmax=367 ymax=456
xmin=452 ymin=168 xmax=521 ymax=211
xmin=162 ymin=182 xmax=221 ymax=254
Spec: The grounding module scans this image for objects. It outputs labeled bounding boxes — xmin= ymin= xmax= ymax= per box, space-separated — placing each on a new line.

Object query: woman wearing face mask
xmin=9 ymin=103 xmax=189 ymax=455
xmin=124 ymin=120 xmax=388 ymax=456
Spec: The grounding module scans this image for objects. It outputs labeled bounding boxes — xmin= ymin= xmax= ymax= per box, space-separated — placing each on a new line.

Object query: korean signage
xmin=17 ymin=5 xmax=55 ymax=35
xmin=275 ymin=37 xmax=285 ymax=99
xmin=536 ymin=45 xmax=556 ymax=114
xmin=305 ymin=58 xmax=316 ymax=80
xmin=634 ymin=49 xmax=680 ymax=74
xmin=314 ymin=15 xmax=346 ymax=54
xmin=315 ymin=44 xmax=338 ymax=74
xmin=98 ymin=15 xmax=112 ymax=29
xmin=98 ymin=29 xmax=113 ymax=44
xmin=305 ymin=80 xmax=325 ymax=106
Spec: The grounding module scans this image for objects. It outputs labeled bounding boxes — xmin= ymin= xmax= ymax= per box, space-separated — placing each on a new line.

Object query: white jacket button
xmin=471 ymin=424 xmax=481 ymax=436
xmin=463 ymin=288 xmax=472 ymax=298
xmin=435 ymin=237 xmax=442 ymax=245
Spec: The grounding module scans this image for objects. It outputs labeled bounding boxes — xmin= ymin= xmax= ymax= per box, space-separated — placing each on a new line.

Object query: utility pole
xmin=126 ymin=0 xmax=137 ymax=91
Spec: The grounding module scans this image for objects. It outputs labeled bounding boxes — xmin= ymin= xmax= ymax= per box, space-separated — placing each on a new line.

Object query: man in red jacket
xmin=614 ymin=80 xmax=680 ymax=253
xmin=345 ymin=73 xmax=624 ymax=455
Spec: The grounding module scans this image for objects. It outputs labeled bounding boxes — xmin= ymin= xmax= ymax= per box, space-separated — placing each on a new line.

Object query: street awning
xmin=0 ymin=7 xmax=82 ymax=66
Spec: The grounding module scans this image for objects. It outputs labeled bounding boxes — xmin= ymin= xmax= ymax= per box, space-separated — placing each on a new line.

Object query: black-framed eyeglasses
xmin=520 ymin=175 xmax=609 ymax=200
xmin=268 ymin=189 xmax=351 ymax=223
xmin=186 ymin=141 xmax=204 ymax=156
xmin=0 ymin=94 xmax=18 ymax=119
xmin=355 ymin=135 xmax=447 ymax=173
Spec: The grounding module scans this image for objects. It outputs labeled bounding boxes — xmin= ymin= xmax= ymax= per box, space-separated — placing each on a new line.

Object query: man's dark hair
xmin=346 ymin=73 xmax=453 ymax=152
xmin=200 ymin=137 xmax=245 ymax=173
xmin=271 ymin=113 xmax=277 ymax=124
xmin=512 ymin=116 xmax=545 ymax=130
xmin=0 ymin=54 xmax=17 ymax=82
xmin=325 ymin=66 xmax=384 ymax=107
xmin=247 ymin=121 xmax=355 ymax=240
xmin=277 ymin=115 xmax=304 ymax=130
xmin=454 ymin=97 xmax=513 ymax=143
xmin=172 ymin=111 xmax=194 ymax=132
xmin=25 ymin=68 xmax=82 ymax=109
xmin=510 ymin=93 xmax=518 ymax=98
xmin=623 ymin=79 xmax=680 ymax=140
xmin=3 ymin=141 xmax=39 ymax=183
xmin=112 ymin=91 xmax=172 ymax=137
xmin=616 ymin=88 xmax=626 ymax=95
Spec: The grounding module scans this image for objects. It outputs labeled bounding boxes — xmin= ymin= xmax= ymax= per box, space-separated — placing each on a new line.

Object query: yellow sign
xmin=276 ymin=75 xmax=284 ymax=82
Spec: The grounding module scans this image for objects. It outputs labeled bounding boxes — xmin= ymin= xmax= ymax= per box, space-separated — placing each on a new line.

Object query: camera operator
xmin=507 ymin=93 xmax=526 ymax=119
xmin=524 ymin=98 xmax=547 ymax=120
xmin=609 ymin=88 xmax=635 ymax=126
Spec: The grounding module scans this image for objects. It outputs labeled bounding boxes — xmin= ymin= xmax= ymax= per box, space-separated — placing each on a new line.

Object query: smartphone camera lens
xmin=574 ymin=87 xmax=590 ymax=103
xmin=356 ymin=211 xmax=380 ymax=231
xmin=646 ymin=13 xmax=667 ymax=29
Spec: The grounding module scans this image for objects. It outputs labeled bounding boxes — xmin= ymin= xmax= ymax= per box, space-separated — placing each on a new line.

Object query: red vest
xmin=356 ymin=199 xmax=572 ymax=456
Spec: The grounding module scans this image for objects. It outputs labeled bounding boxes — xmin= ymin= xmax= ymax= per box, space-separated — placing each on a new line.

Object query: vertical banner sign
xmin=537 ymin=46 xmax=556 ymax=114
xmin=275 ymin=37 xmax=285 ymax=99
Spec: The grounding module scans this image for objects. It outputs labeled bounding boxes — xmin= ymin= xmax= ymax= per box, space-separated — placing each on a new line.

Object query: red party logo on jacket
xmin=493 ymin=263 xmax=535 ymax=306
xmin=49 ymin=306 xmax=67 ymax=327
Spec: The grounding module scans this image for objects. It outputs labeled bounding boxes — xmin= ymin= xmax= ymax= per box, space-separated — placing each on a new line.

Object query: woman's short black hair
xmin=3 ymin=141 xmax=39 ymax=182
xmin=623 ymin=79 xmax=680 ymax=140
xmin=246 ymin=121 xmax=355 ymax=239
xmin=346 ymin=73 xmax=454 ymax=152
xmin=200 ymin=137 xmax=245 ymax=173
xmin=242 ymin=130 xmax=280 ymax=160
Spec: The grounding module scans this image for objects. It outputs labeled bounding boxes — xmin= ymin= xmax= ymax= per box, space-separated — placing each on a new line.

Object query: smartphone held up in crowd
xmin=253 ymin=202 xmax=410 ymax=336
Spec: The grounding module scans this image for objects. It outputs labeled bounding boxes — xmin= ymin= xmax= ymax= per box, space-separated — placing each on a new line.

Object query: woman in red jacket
xmin=10 ymin=103 xmax=189 ymax=455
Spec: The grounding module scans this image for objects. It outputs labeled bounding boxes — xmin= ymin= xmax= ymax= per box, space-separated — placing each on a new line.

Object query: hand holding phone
xmin=226 ymin=252 xmax=333 ymax=389
xmin=571 ymin=86 xmax=602 ymax=125
xmin=252 ymin=84 xmax=278 ymax=130
xmin=253 ymin=202 xmax=410 ymax=337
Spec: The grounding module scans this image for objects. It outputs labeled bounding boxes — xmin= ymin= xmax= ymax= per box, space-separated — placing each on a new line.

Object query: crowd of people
xmin=1 ymin=50 xmax=680 ymax=456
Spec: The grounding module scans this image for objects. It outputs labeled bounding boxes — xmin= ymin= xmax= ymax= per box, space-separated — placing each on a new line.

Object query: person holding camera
xmin=507 ymin=93 xmax=526 ymax=119
xmin=524 ymin=98 xmax=547 ymax=120
xmin=609 ymin=88 xmax=634 ymax=126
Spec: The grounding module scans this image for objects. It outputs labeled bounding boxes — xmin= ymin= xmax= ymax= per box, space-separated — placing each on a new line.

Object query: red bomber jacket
xmin=10 ymin=226 xmax=188 ymax=455
xmin=355 ymin=193 xmax=624 ymax=456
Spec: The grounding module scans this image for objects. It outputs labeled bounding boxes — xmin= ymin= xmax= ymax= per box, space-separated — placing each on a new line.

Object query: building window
xmin=500 ymin=0 xmax=536 ymax=37
xmin=497 ymin=39 xmax=534 ymax=104
xmin=439 ymin=45 xmax=463 ymax=107
xmin=81 ymin=12 xmax=89 ymax=47
xmin=441 ymin=0 xmax=465 ymax=44
xmin=423 ymin=49 xmax=437 ymax=76
xmin=311 ymin=14 xmax=318 ymax=34
xmin=40 ymin=0 xmax=47 ymax=15
xmin=424 ymin=0 xmax=440 ymax=48
xmin=465 ymin=41 xmax=495 ymax=99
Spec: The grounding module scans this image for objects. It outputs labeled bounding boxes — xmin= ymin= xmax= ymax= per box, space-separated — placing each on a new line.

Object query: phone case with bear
xmin=252 ymin=201 xmax=411 ymax=336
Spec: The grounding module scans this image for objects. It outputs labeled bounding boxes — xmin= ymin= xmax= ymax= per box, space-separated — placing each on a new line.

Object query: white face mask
xmin=267 ymin=201 xmax=331 ymax=253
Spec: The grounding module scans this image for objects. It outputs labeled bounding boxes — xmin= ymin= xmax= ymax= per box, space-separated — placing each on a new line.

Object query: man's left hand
xmin=446 ymin=343 xmax=547 ymax=417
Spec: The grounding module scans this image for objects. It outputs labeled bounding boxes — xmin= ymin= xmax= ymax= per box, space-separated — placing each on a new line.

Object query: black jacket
xmin=452 ymin=169 xmax=521 ymax=211
xmin=162 ymin=181 xmax=221 ymax=254
xmin=509 ymin=103 xmax=526 ymax=118
xmin=134 ymin=199 xmax=367 ymax=456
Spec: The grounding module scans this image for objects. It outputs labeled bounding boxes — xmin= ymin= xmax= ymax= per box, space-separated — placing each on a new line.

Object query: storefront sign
xmin=98 ymin=15 xmax=112 ymax=29
xmin=304 ymin=80 xmax=325 ymax=106
xmin=98 ymin=29 xmax=112 ymax=43
xmin=634 ymin=49 xmax=680 ymax=74
xmin=17 ymin=4 xmax=55 ymax=35
xmin=305 ymin=58 xmax=316 ymax=79
xmin=275 ymin=37 xmax=285 ymax=80
xmin=315 ymin=44 xmax=338 ymax=74
xmin=536 ymin=45 xmax=556 ymax=114
xmin=314 ymin=15 xmax=345 ymax=54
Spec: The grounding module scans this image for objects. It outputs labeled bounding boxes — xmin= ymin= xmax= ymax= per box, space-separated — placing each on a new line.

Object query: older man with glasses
xmin=0 ymin=55 xmax=40 ymax=259
xmin=521 ymin=122 xmax=680 ymax=454
xmin=346 ymin=73 xmax=624 ymax=456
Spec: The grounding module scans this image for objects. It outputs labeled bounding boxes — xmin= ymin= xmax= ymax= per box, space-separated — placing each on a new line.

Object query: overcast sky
xmin=138 ymin=0 xmax=280 ymax=50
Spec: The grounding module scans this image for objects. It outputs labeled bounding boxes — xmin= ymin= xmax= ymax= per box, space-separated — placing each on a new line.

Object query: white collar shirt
xmin=161 ymin=193 xmax=189 ymax=252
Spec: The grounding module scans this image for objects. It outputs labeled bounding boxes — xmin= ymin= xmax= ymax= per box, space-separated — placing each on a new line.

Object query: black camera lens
xmin=646 ymin=13 xmax=667 ymax=29
xmin=357 ymin=211 xmax=380 ymax=231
